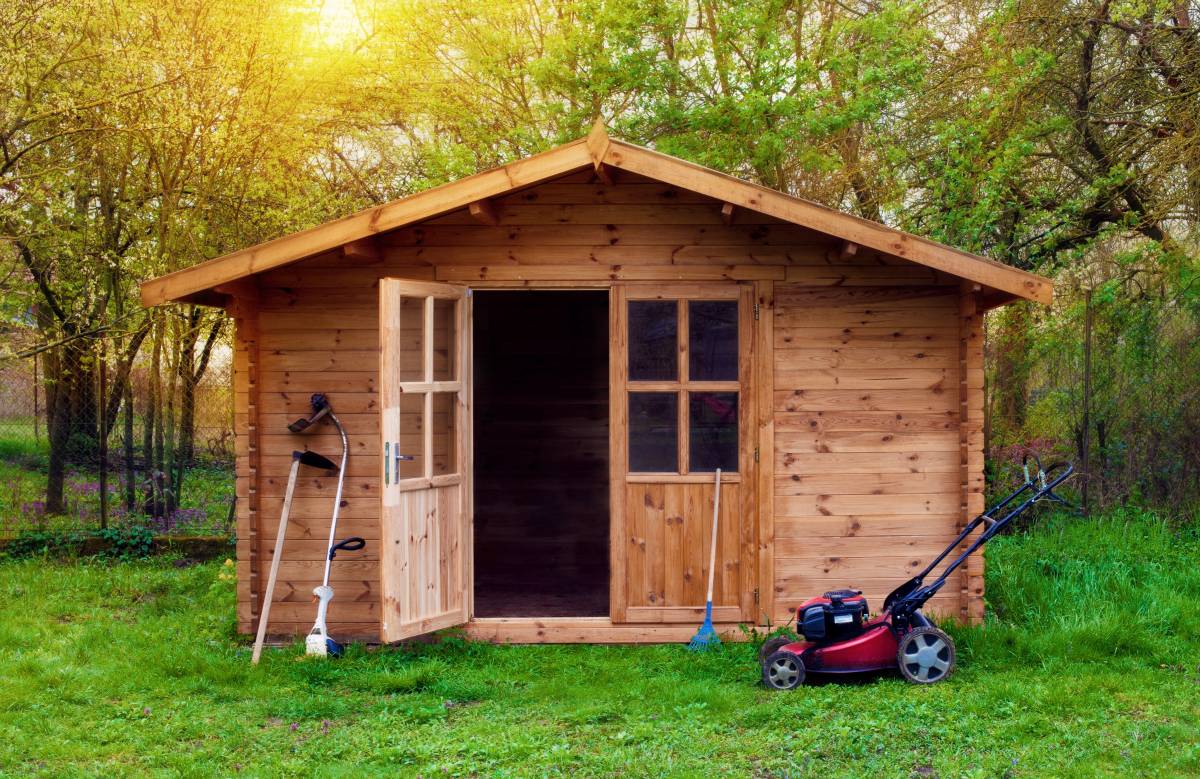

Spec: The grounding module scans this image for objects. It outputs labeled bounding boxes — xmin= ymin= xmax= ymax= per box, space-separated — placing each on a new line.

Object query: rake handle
xmin=706 ymin=469 xmax=721 ymax=603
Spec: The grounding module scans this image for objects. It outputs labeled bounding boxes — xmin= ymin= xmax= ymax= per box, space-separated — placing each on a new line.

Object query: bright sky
xmin=313 ymin=0 xmax=363 ymax=46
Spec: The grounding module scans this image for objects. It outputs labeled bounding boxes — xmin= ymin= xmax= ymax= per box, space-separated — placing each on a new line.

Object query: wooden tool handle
xmin=706 ymin=468 xmax=721 ymax=602
xmin=252 ymin=457 xmax=301 ymax=664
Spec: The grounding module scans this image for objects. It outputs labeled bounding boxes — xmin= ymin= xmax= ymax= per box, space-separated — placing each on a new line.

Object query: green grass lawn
xmin=0 ymin=510 xmax=1197 ymax=777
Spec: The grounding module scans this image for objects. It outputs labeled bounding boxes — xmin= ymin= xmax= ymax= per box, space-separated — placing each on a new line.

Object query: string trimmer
xmin=288 ymin=393 xmax=364 ymax=657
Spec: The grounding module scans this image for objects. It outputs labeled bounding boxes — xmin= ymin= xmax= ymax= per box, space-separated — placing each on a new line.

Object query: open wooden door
xmin=379 ymin=279 xmax=471 ymax=642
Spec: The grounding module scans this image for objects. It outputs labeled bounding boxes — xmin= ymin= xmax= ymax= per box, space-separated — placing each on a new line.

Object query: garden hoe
xmin=252 ymin=449 xmax=338 ymax=665
xmin=288 ymin=394 xmax=365 ymax=658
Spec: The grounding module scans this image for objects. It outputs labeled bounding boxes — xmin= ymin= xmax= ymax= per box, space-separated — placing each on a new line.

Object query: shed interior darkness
xmin=472 ymin=291 xmax=610 ymax=617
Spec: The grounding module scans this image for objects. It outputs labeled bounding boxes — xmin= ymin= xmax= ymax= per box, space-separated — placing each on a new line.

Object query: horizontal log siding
xmin=771 ymin=280 xmax=968 ymax=622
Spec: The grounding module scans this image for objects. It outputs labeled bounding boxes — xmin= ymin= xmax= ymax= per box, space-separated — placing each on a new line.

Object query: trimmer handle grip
xmin=329 ymin=537 xmax=366 ymax=560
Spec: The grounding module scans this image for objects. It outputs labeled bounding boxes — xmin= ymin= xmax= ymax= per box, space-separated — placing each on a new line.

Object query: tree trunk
xmin=145 ymin=318 xmax=163 ymax=517
xmin=45 ymin=356 xmax=71 ymax=515
xmin=174 ymin=312 xmax=224 ymax=501
xmin=1080 ymin=288 xmax=1093 ymax=516
xmin=124 ymin=377 xmax=135 ymax=513
xmin=162 ymin=316 xmax=181 ymax=516
xmin=97 ymin=344 xmax=108 ymax=529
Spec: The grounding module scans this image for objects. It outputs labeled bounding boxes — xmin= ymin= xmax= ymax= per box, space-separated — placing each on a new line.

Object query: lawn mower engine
xmin=797 ymin=589 xmax=869 ymax=643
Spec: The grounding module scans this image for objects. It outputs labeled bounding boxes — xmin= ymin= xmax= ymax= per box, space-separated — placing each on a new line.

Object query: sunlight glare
xmin=314 ymin=0 xmax=362 ymax=46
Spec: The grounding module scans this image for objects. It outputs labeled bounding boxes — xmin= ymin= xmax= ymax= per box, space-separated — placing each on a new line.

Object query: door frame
xmin=378 ymin=277 xmax=770 ymax=639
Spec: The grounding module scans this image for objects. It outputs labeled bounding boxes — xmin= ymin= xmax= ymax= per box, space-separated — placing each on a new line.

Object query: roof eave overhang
xmin=141 ymin=124 xmax=1052 ymax=307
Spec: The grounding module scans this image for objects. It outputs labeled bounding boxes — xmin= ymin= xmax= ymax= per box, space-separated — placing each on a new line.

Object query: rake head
xmin=687 ymin=603 xmax=721 ymax=652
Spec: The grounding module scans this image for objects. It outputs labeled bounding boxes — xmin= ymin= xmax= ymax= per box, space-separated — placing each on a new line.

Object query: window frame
xmin=622 ymin=286 xmax=746 ymax=483
xmin=385 ymin=288 xmax=465 ymax=492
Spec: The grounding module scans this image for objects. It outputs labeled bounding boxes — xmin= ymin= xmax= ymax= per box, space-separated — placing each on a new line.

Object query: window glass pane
xmin=396 ymin=393 xmax=424 ymax=479
xmin=432 ymin=298 xmax=457 ymax=381
xmin=398 ymin=296 xmax=425 ymax=381
xmin=628 ymin=392 xmax=678 ymax=472
xmin=688 ymin=300 xmax=738 ymax=381
xmin=431 ymin=392 xmax=457 ymax=476
xmin=628 ymin=300 xmax=677 ymax=381
xmin=689 ymin=392 xmax=738 ymax=472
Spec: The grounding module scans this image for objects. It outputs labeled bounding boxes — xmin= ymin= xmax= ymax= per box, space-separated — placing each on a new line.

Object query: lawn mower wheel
xmin=896 ymin=626 xmax=955 ymax=684
xmin=762 ymin=650 xmax=806 ymax=690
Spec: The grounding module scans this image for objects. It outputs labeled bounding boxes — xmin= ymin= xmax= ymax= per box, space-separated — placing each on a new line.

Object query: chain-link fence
xmin=0 ymin=322 xmax=236 ymax=539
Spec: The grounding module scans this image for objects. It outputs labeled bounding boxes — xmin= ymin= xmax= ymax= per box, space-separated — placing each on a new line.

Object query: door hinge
xmin=753 ymin=302 xmax=760 ymax=320
xmin=754 ymin=446 xmax=760 ymax=463
xmin=753 ymin=587 xmax=760 ymax=605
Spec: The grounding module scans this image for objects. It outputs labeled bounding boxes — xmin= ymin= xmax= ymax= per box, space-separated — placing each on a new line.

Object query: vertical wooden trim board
xmin=754 ymin=280 xmax=775 ymax=625
xmin=227 ymin=282 xmax=261 ymax=635
xmin=960 ymin=284 xmax=986 ymax=623
xmin=608 ymin=285 xmax=629 ymax=622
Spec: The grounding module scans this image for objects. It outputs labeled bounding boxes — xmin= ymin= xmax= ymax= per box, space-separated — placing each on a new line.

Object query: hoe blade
xmin=294 ymin=450 xmax=338 ymax=471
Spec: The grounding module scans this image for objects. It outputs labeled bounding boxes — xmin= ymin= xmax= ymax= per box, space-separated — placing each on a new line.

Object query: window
xmin=625 ymin=295 xmax=741 ymax=474
xmin=385 ymin=290 xmax=463 ymax=488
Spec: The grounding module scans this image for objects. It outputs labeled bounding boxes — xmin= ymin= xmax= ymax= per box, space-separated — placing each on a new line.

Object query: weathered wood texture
xmin=770 ymin=280 xmax=976 ymax=621
xmin=237 ymin=168 xmax=985 ymax=639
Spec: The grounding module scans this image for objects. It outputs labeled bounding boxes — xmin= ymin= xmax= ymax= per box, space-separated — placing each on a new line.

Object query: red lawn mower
xmin=761 ymin=455 xmax=1075 ymax=689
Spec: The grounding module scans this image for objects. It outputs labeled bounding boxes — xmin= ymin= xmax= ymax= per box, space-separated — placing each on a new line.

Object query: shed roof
xmin=140 ymin=123 xmax=1052 ymax=307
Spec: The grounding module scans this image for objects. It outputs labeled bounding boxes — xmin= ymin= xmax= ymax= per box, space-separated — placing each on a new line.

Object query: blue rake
xmin=688 ymin=469 xmax=723 ymax=652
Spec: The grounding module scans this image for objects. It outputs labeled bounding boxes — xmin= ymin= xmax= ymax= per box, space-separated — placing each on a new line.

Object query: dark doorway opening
xmin=472 ymin=291 xmax=610 ymax=617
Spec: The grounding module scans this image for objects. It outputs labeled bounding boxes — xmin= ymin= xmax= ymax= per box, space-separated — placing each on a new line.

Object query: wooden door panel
xmin=623 ymin=482 xmax=745 ymax=622
xmin=381 ymin=484 xmax=465 ymax=637
xmin=379 ymin=279 xmax=471 ymax=643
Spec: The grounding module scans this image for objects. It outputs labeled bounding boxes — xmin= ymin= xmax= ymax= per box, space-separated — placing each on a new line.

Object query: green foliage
xmin=94 ymin=525 xmax=155 ymax=560
xmin=0 ymin=510 xmax=1196 ymax=775
xmin=2 ymin=0 xmax=1199 ymax=512
xmin=1 ymin=528 xmax=88 ymax=559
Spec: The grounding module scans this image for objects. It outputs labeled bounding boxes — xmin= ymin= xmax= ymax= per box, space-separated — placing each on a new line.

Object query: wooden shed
xmin=141 ymin=124 xmax=1052 ymax=644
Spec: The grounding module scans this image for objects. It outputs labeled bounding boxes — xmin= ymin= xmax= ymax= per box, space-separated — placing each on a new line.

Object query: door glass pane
xmin=396 ymin=392 xmax=424 ymax=479
xmin=628 ymin=300 xmax=677 ymax=381
xmin=398 ymin=296 xmax=426 ymax=381
xmin=431 ymin=392 xmax=457 ymax=476
xmin=628 ymin=392 xmax=678 ymax=472
xmin=433 ymin=297 xmax=457 ymax=381
xmin=688 ymin=300 xmax=738 ymax=381
xmin=689 ymin=392 xmax=738 ymax=472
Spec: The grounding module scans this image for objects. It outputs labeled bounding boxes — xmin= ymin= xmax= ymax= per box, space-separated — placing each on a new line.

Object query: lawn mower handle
xmin=883 ymin=459 xmax=1076 ymax=621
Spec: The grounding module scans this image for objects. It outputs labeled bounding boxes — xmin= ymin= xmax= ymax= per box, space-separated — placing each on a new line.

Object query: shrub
xmin=95 ymin=525 xmax=155 ymax=559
